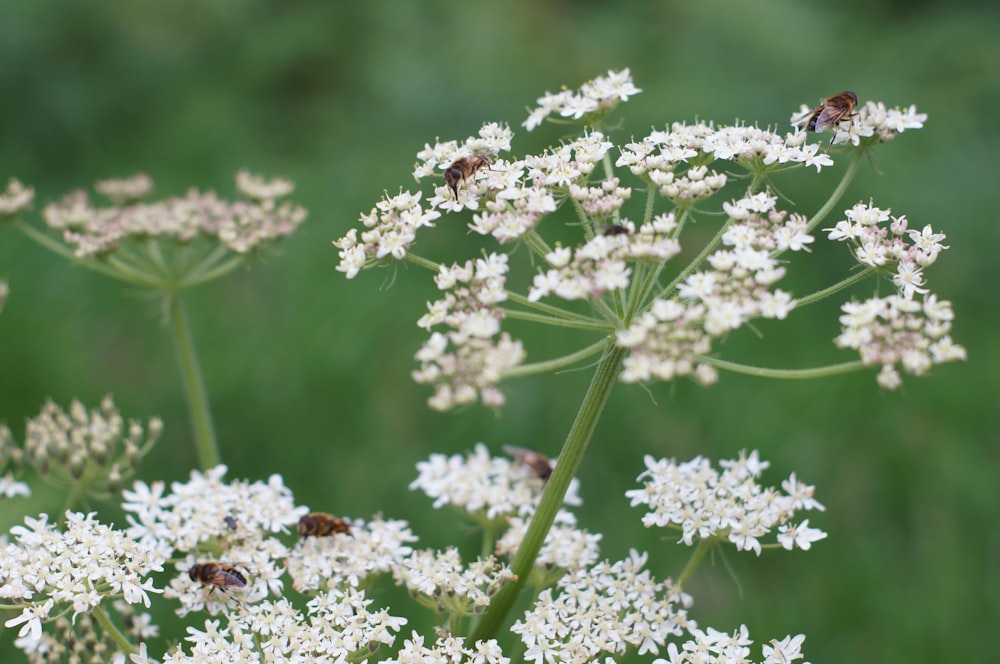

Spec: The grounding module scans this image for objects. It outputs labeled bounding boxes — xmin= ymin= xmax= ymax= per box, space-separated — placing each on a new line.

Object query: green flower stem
xmin=677 ymin=539 xmax=713 ymax=587
xmin=794 ymin=265 xmax=877 ymax=308
xmin=481 ymin=522 xmax=498 ymax=559
xmin=502 ymin=308 xmax=610 ymax=332
xmin=804 ymin=149 xmax=865 ymax=236
xmin=592 ymin=295 xmax=622 ymax=325
xmin=181 ymin=255 xmax=245 ymax=289
xmin=504 ymin=291 xmax=598 ymax=326
xmin=92 ymin=603 xmax=137 ymax=656
xmin=657 ymin=213 xmax=735 ymax=301
xmin=168 ymin=292 xmax=221 ymax=469
xmin=15 ymin=221 xmax=129 ymax=281
xmin=502 ymin=337 xmax=610 ymax=378
xmin=524 ymin=229 xmax=553 ymax=259
xmin=403 ymin=252 xmax=442 ymax=273
xmin=472 ymin=342 xmax=626 ymax=641
xmin=698 ymin=356 xmax=867 ymax=379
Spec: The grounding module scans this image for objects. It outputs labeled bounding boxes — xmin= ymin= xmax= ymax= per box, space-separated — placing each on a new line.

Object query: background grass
xmin=1 ymin=1 xmax=998 ymax=662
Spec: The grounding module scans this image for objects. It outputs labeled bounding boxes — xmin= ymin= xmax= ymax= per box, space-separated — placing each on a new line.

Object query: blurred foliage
xmin=1 ymin=0 xmax=998 ymax=662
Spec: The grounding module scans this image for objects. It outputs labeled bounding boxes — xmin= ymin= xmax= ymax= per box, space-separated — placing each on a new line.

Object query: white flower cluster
xmin=465 ymin=132 xmax=611 ymax=243
xmin=619 ymin=121 xmax=833 ymax=178
xmin=824 ymin=201 xmax=965 ymax=388
xmin=234 ymin=170 xmax=296 ymax=201
xmin=384 ymin=632 xmax=509 ymax=664
xmin=411 ymin=445 xmax=599 ymax=573
xmin=523 ymin=68 xmax=642 ymax=131
xmin=335 ymin=190 xmax=442 ymax=278
xmin=287 ymin=515 xmax=417 ymax=592
xmin=94 ymin=173 xmax=154 ymax=204
xmin=410 ymin=443 xmax=579 ymax=521
xmin=627 ymin=451 xmax=827 ymax=555
xmin=43 ymin=173 xmax=307 ymax=257
xmin=789 ymin=98 xmax=926 ymax=149
xmin=123 ymin=465 xmax=306 ymax=616
xmin=495 ymin=514 xmax=602 ymax=572
xmin=412 ymin=254 xmax=526 ymax=411
xmin=163 ymin=589 xmax=407 ymax=662
xmin=1 ymin=512 xmax=164 ymax=646
xmin=512 ymin=549 xmax=693 ymax=662
xmin=569 ymin=175 xmax=632 ymax=216
xmin=413 ymin=122 xmax=516 ymax=211
xmin=827 ymin=202 xmax=949 ymax=299
xmin=616 ymin=193 xmax=811 ymax=384
xmin=528 ymin=212 xmax=682 ymax=302
xmin=856 ymin=100 xmax=927 ymax=142
xmin=0 ymin=177 xmax=34 ymax=216
xmin=393 ymin=548 xmax=515 ymax=616
xmin=337 ymin=67 xmax=956 ymax=408
xmin=837 ymin=293 xmax=966 ymax=390
xmin=657 ymin=626 xmax=809 ymax=664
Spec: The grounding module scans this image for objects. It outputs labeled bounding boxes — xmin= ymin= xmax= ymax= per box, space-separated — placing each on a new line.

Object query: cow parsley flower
xmin=627 ymin=451 xmax=826 ymax=555
xmin=512 ymin=549 xmax=692 ymax=662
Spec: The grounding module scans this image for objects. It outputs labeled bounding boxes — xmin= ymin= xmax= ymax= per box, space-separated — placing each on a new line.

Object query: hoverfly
xmin=795 ymin=91 xmax=859 ymax=149
xmin=298 ymin=512 xmax=352 ymax=538
xmin=443 ymin=153 xmax=492 ymax=199
xmin=503 ymin=445 xmax=553 ymax=482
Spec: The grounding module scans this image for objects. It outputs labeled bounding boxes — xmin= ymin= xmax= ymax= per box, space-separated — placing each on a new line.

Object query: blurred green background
xmin=1 ymin=0 xmax=998 ymax=662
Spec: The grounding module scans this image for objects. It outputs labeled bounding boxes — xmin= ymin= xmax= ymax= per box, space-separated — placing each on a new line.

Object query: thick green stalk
xmin=168 ymin=293 xmax=221 ymax=469
xmin=472 ymin=342 xmax=626 ymax=641
xmin=92 ymin=603 xmax=137 ymax=656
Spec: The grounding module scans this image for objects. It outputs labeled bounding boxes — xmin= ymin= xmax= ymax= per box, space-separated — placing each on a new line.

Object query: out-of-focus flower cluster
xmin=42 ymin=172 xmax=307 ymax=257
xmin=627 ymin=450 xmax=827 ymax=555
xmin=0 ymin=177 xmax=35 ymax=217
xmin=0 ymin=424 xmax=29 ymax=499
xmin=23 ymin=396 xmax=161 ymax=496
xmin=334 ymin=67 xmax=956 ymax=410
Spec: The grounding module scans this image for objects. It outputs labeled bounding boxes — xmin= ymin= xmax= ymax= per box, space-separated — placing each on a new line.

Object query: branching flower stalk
xmin=333 ymin=69 xmax=964 ymax=637
xmin=0 ymin=173 xmax=308 ymax=469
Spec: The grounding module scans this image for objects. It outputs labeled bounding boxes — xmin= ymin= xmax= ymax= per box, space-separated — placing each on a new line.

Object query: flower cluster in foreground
xmin=628 ymin=450 xmax=827 ymax=555
xmin=1 ymin=446 xmax=818 ymax=664
xmin=334 ymin=68 xmax=963 ymax=411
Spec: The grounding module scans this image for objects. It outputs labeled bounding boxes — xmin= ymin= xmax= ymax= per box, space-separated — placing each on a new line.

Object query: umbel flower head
xmin=627 ymin=450 xmax=827 ymax=555
xmin=20 ymin=395 xmax=161 ymax=498
xmin=334 ymin=68 xmax=962 ymax=411
xmin=1 ymin=511 xmax=164 ymax=649
xmin=43 ymin=171 xmax=307 ymax=258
